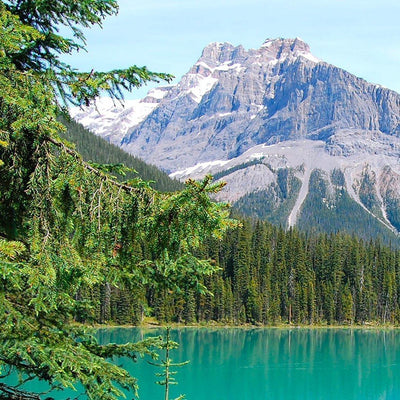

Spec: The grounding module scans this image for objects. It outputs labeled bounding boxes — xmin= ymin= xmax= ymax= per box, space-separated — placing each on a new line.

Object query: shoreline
xmin=91 ymin=319 xmax=400 ymax=330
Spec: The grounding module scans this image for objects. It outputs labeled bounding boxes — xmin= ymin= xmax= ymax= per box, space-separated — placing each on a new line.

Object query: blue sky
xmin=65 ymin=0 xmax=400 ymax=99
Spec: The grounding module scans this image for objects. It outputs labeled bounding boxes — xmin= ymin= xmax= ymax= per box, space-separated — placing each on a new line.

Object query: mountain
xmin=71 ymin=38 xmax=400 ymax=243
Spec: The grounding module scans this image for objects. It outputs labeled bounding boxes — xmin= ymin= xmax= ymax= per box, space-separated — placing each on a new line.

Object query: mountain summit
xmin=72 ymin=38 xmax=400 ymax=242
xmin=199 ymin=37 xmax=316 ymax=66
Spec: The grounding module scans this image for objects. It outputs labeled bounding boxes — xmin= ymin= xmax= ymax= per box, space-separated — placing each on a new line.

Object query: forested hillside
xmin=82 ymin=219 xmax=400 ymax=326
xmin=234 ymin=168 xmax=400 ymax=246
xmin=61 ymin=102 xmax=400 ymax=327
xmin=60 ymin=117 xmax=183 ymax=192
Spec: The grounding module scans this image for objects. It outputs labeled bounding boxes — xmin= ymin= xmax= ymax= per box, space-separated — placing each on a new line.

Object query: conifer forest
xmin=1 ymin=0 xmax=400 ymax=400
xmin=83 ymin=220 xmax=400 ymax=326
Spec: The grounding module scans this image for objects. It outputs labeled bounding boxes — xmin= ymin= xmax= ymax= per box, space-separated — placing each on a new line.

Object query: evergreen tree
xmin=151 ymin=219 xmax=400 ymax=327
xmin=149 ymin=327 xmax=189 ymax=400
xmin=0 ymin=2 xmax=235 ymax=399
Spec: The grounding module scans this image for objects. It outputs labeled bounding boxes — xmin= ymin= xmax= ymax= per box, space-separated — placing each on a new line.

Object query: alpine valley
xmin=71 ymin=38 xmax=400 ymax=243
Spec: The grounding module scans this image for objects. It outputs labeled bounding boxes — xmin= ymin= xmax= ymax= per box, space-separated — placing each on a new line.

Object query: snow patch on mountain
xmin=182 ymin=74 xmax=218 ymax=103
xmin=70 ymin=87 xmax=171 ymax=143
xmin=170 ymin=159 xmax=230 ymax=179
xmin=299 ymin=53 xmax=320 ymax=63
xmin=260 ymin=37 xmax=320 ymax=63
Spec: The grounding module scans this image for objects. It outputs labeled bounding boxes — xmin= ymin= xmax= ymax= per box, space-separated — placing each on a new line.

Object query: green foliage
xmin=0 ymin=140 xmax=6 ymax=167
xmin=297 ymin=170 xmax=399 ymax=245
xmin=0 ymin=1 xmax=235 ymax=399
xmin=330 ymin=168 xmax=345 ymax=186
xmin=380 ymin=167 xmax=400 ymax=233
xmin=58 ymin=117 xmax=184 ymax=192
xmin=358 ymin=168 xmax=382 ymax=217
xmin=232 ymin=167 xmax=399 ymax=245
xmin=385 ymin=196 xmax=400 ymax=232
xmin=149 ymin=327 xmax=189 ymax=400
xmin=142 ymin=219 xmax=400 ymax=326
xmin=2 ymin=0 xmax=173 ymax=106
xmin=233 ymin=169 xmax=301 ymax=226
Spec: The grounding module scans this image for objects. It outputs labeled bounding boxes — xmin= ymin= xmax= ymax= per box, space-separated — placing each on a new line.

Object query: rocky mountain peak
xmin=72 ymin=37 xmax=400 ymax=240
xmin=197 ymin=42 xmax=245 ymax=67
xmin=74 ymin=37 xmax=400 ymax=172
xmin=196 ymin=38 xmax=318 ymax=70
xmin=261 ymin=37 xmax=309 ymax=52
xmin=258 ymin=37 xmax=318 ymax=63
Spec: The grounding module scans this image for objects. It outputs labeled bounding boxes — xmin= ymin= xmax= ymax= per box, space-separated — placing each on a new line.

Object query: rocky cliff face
xmin=112 ymin=37 xmax=400 ymax=171
xmin=72 ymin=38 xmax=400 ymax=241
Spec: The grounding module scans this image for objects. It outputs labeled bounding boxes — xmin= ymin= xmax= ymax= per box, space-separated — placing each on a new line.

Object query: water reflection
xmin=117 ymin=328 xmax=400 ymax=400
xmin=9 ymin=328 xmax=400 ymax=400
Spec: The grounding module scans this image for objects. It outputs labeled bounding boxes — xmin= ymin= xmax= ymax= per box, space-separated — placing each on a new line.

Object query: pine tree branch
xmin=0 ymin=383 xmax=41 ymax=400
xmin=45 ymin=135 xmax=151 ymax=194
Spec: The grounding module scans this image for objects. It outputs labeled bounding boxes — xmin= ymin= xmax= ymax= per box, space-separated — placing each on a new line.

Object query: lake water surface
xmin=16 ymin=327 xmax=400 ymax=399
xmin=99 ymin=327 xmax=400 ymax=400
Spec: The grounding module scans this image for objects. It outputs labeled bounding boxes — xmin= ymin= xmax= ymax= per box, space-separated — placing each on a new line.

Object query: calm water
xmin=13 ymin=328 xmax=400 ymax=399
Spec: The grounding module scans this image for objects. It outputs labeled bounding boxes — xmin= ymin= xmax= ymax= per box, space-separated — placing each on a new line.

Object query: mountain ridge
xmin=71 ymin=38 xmax=400 ymax=242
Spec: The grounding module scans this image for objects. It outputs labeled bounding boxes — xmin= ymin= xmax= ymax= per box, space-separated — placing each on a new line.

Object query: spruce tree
xmin=0 ymin=2 xmax=236 ymax=399
xmin=149 ymin=327 xmax=189 ymax=400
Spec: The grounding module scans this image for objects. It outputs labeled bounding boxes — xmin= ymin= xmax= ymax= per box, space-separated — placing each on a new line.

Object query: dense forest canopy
xmin=79 ymin=218 xmax=400 ymax=327
xmin=0 ymin=1 xmax=235 ymax=399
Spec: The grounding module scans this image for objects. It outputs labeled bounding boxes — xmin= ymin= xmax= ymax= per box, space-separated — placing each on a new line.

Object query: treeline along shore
xmin=79 ymin=219 xmax=400 ymax=327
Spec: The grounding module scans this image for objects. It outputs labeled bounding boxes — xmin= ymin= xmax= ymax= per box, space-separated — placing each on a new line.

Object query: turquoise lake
xmin=15 ymin=328 xmax=400 ymax=399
